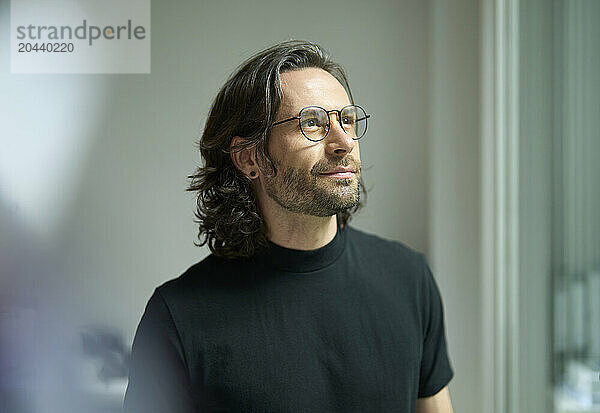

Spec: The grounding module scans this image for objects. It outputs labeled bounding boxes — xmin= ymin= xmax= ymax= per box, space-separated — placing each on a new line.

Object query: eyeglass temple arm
xmin=272 ymin=116 xmax=300 ymax=126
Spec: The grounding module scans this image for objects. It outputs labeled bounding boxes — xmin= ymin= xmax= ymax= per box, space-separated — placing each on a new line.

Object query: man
xmin=124 ymin=40 xmax=454 ymax=413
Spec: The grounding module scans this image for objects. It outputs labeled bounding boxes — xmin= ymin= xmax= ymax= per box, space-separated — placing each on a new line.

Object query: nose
xmin=324 ymin=112 xmax=357 ymax=156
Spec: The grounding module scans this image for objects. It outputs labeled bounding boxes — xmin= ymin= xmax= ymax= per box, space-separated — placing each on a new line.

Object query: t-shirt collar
xmin=251 ymin=226 xmax=347 ymax=273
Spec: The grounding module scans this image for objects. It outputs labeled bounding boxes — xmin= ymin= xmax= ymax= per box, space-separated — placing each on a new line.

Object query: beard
xmin=263 ymin=155 xmax=361 ymax=217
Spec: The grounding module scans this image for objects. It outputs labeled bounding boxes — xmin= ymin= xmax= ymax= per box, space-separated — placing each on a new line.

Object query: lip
xmin=318 ymin=167 xmax=356 ymax=179
xmin=319 ymin=171 xmax=355 ymax=178
xmin=319 ymin=166 xmax=356 ymax=174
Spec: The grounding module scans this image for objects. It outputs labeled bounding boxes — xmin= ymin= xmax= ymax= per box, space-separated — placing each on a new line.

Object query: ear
xmin=230 ymin=136 xmax=259 ymax=179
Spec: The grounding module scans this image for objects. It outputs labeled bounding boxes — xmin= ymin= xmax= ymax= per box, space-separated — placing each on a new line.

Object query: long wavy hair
xmin=187 ymin=40 xmax=367 ymax=259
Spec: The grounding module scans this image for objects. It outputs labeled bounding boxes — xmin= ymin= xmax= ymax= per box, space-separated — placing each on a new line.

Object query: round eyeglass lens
xmin=299 ymin=107 xmax=330 ymax=141
xmin=341 ymin=105 xmax=367 ymax=139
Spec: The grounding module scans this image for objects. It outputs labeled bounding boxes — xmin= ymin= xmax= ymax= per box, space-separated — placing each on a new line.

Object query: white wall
xmin=429 ymin=1 xmax=483 ymax=413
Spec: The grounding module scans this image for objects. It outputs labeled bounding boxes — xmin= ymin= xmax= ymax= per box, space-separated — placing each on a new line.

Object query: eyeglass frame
xmin=271 ymin=104 xmax=371 ymax=142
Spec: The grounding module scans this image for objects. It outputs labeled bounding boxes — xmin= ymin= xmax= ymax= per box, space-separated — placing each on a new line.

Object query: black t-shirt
xmin=123 ymin=226 xmax=453 ymax=412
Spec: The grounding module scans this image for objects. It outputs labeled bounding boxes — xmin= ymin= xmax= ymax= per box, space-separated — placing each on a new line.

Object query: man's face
xmin=258 ymin=67 xmax=362 ymax=217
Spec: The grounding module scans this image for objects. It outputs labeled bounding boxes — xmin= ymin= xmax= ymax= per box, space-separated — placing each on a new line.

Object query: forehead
xmin=279 ymin=68 xmax=351 ymax=114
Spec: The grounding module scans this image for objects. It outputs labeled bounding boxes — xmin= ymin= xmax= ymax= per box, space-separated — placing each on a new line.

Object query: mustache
xmin=311 ymin=155 xmax=361 ymax=175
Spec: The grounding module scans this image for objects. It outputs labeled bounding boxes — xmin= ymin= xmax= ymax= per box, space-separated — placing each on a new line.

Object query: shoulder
xmin=151 ymin=251 xmax=258 ymax=314
xmin=151 ymin=253 xmax=231 ymax=310
xmin=343 ymin=226 xmax=431 ymax=298
xmin=345 ymin=225 xmax=426 ymax=272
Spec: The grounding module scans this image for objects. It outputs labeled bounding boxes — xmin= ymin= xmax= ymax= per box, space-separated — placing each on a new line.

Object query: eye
xmin=301 ymin=117 xmax=321 ymax=129
xmin=342 ymin=116 xmax=356 ymax=125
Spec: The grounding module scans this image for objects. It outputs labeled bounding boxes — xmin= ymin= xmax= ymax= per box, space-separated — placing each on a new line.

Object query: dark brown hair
xmin=187 ymin=40 xmax=366 ymax=259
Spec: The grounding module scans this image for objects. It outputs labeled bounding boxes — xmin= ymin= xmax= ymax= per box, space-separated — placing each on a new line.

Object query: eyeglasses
xmin=271 ymin=104 xmax=370 ymax=142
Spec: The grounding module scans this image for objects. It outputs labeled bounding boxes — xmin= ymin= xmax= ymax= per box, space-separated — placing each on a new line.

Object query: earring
xmin=250 ymin=171 xmax=256 ymax=177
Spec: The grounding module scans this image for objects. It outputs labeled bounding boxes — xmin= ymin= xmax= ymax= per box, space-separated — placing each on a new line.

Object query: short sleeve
xmin=418 ymin=255 xmax=454 ymax=398
xmin=123 ymin=289 xmax=196 ymax=413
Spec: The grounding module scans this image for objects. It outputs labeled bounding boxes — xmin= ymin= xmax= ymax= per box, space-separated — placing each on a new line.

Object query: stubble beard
xmin=263 ymin=156 xmax=361 ymax=217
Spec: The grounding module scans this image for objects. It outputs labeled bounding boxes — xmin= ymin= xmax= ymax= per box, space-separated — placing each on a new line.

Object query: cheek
xmin=266 ymin=134 xmax=289 ymax=165
xmin=280 ymin=139 xmax=322 ymax=167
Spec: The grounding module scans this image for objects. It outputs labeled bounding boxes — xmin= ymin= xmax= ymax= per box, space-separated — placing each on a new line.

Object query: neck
xmin=260 ymin=201 xmax=339 ymax=250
